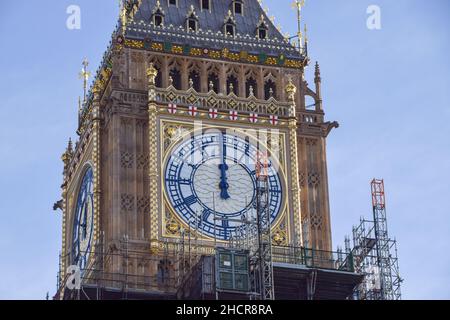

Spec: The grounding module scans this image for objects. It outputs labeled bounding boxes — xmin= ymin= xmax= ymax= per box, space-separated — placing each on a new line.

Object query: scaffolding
xmin=349 ymin=179 xmax=402 ymax=300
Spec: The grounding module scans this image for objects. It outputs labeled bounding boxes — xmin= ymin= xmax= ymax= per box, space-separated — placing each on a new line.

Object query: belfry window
xmin=264 ymin=79 xmax=277 ymax=100
xmin=189 ymin=70 xmax=201 ymax=92
xmin=246 ymin=78 xmax=257 ymax=97
xmin=169 ymin=69 xmax=182 ymax=90
xmin=227 ymin=75 xmax=238 ymax=95
xmin=208 ymin=73 xmax=219 ymax=93
xmin=155 ymin=66 xmax=163 ymax=88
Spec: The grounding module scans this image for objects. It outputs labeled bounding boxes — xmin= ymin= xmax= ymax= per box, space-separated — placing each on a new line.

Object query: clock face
xmin=72 ymin=167 xmax=94 ymax=270
xmin=164 ymin=131 xmax=283 ymax=240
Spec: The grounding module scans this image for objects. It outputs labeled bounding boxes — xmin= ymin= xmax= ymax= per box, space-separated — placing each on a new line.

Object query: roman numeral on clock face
xmin=184 ymin=195 xmax=198 ymax=206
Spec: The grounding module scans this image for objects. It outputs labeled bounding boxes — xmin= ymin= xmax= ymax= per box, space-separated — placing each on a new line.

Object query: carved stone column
xmin=286 ymin=79 xmax=302 ymax=247
xmin=147 ymin=64 xmax=160 ymax=254
xmin=92 ymin=86 xmax=102 ymax=248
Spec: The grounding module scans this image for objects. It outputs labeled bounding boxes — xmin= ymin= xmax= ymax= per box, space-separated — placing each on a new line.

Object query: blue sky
xmin=0 ymin=0 xmax=449 ymax=299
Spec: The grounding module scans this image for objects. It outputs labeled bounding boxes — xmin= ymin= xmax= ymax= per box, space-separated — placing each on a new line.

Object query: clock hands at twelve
xmin=218 ymin=133 xmax=230 ymax=200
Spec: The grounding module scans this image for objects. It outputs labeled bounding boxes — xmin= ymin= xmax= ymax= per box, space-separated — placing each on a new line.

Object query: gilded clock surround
xmin=159 ymin=119 xmax=291 ymax=245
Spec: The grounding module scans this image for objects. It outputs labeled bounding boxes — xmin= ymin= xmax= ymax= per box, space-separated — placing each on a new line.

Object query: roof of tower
xmin=124 ymin=0 xmax=302 ymax=59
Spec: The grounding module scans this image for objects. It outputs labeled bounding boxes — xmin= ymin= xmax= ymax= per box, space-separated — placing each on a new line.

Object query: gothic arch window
xmin=151 ymin=3 xmax=165 ymax=27
xmin=189 ymin=70 xmax=201 ymax=92
xmin=148 ymin=58 xmax=163 ymax=88
xmin=155 ymin=66 xmax=163 ymax=88
xmin=227 ymin=75 xmax=238 ymax=95
xmin=246 ymin=77 xmax=257 ymax=97
xmin=186 ymin=6 xmax=199 ymax=32
xmin=233 ymin=0 xmax=244 ymax=15
xmin=264 ymin=79 xmax=277 ymax=100
xmin=256 ymin=14 xmax=269 ymax=39
xmin=169 ymin=68 xmax=181 ymax=90
xmin=208 ymin=72 xmax=219 ymax=93
xmin=223 ymin=11 xmax=236 ymax=37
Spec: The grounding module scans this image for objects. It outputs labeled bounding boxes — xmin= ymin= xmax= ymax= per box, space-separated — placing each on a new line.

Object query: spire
xmin=61 ymin=138 xmax=73 ymax=170
xmin=303 ymin=24 xmax=309 ymax=57
xmin=291 ymin=0 xmax=306 ymax=51
xmin=314 ymin=61 xmax=321 ymax=84
xmin=67 ymin=138 xmax=73 ymax=154
xmin=79 ymin=58 xmax=91 ymax=104
xmin=314 ymin=61 xmax=323 ymax=110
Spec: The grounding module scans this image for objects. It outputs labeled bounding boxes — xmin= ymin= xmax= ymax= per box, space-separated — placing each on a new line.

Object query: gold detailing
xmin=292 ymin=0 xmax=306 ymax=50
xmin=147 ymin=63 xmax=158 ymax=86
xmin=273 ymin=218 xmax=288 ymax=246
xmin=286 ymin=77 xmax=297 ymax=102
xmin=286 ymin=79 xmax=302 ymax=246
xmin=148 ymin=63 xmax=160 ymax=252
xmin=163 ymin=124 xmax=191 ymax=151
xmin=79 ymin=58 xmax=91 ymax=104
xmin=92 ymin=89 xmax=102 ymax=249
xmin=289 ymin=118 xmax=302 ymax=247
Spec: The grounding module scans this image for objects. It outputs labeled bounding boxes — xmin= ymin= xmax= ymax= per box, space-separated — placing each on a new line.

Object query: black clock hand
xmin=218 ymin=133 xmax=230 ymax=200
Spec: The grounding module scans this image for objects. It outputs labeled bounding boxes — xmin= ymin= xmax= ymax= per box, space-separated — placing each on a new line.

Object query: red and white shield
xmin=269 ymin=115 xmax=279 ymax=125
xmin=168 ymin=103 xmax=177 ymax=114
xmin=209 ymin=108 xmax=218 ymax=119
xmin=188 ymin=105 xmax=198 ymax=117
xmin=249 ymin=113 xmax=258 ymax=124
xmin=229 ymin=110 xmax=238 ymax=121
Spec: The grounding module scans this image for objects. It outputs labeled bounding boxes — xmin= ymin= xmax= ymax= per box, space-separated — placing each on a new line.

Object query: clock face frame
xmin=164 ymin=130 xmax=285 ymax=241
xmin=72 ymin=167 xmax=94 ymax=270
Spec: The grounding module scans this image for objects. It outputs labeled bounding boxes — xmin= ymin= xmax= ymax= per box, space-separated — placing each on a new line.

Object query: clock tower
xmin=56 ymin=0 xmax=339 ymax=299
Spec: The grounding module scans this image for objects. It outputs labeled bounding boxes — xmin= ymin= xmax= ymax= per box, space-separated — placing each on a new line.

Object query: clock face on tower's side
xmin=164 ymin=131 xmax=283 ymax=240
xmin=72 ymin=167 xmax=94 ymax=270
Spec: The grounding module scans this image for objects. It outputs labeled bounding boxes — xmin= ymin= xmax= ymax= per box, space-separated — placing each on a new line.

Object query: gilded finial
xmin=62 ymin=138 xmax=73 ymax=165
xmin=79 ymin=58 xmax=91 ymax=104
xmin=147 ymin=63 xmax=158 ymax=85
xmin=291 ymin=0 xmax=306 ymax=51
xmin=285 ymin=77 xmax=297 ymax=102
xmin=119 ymin=0 xmax=128 ymax=35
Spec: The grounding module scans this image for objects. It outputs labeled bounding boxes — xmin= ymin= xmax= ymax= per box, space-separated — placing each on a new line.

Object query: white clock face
xmin=164 ymin=131 xmax=283 ymax=240
xmin=72 ymin=167 xmax=94 ymax=270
